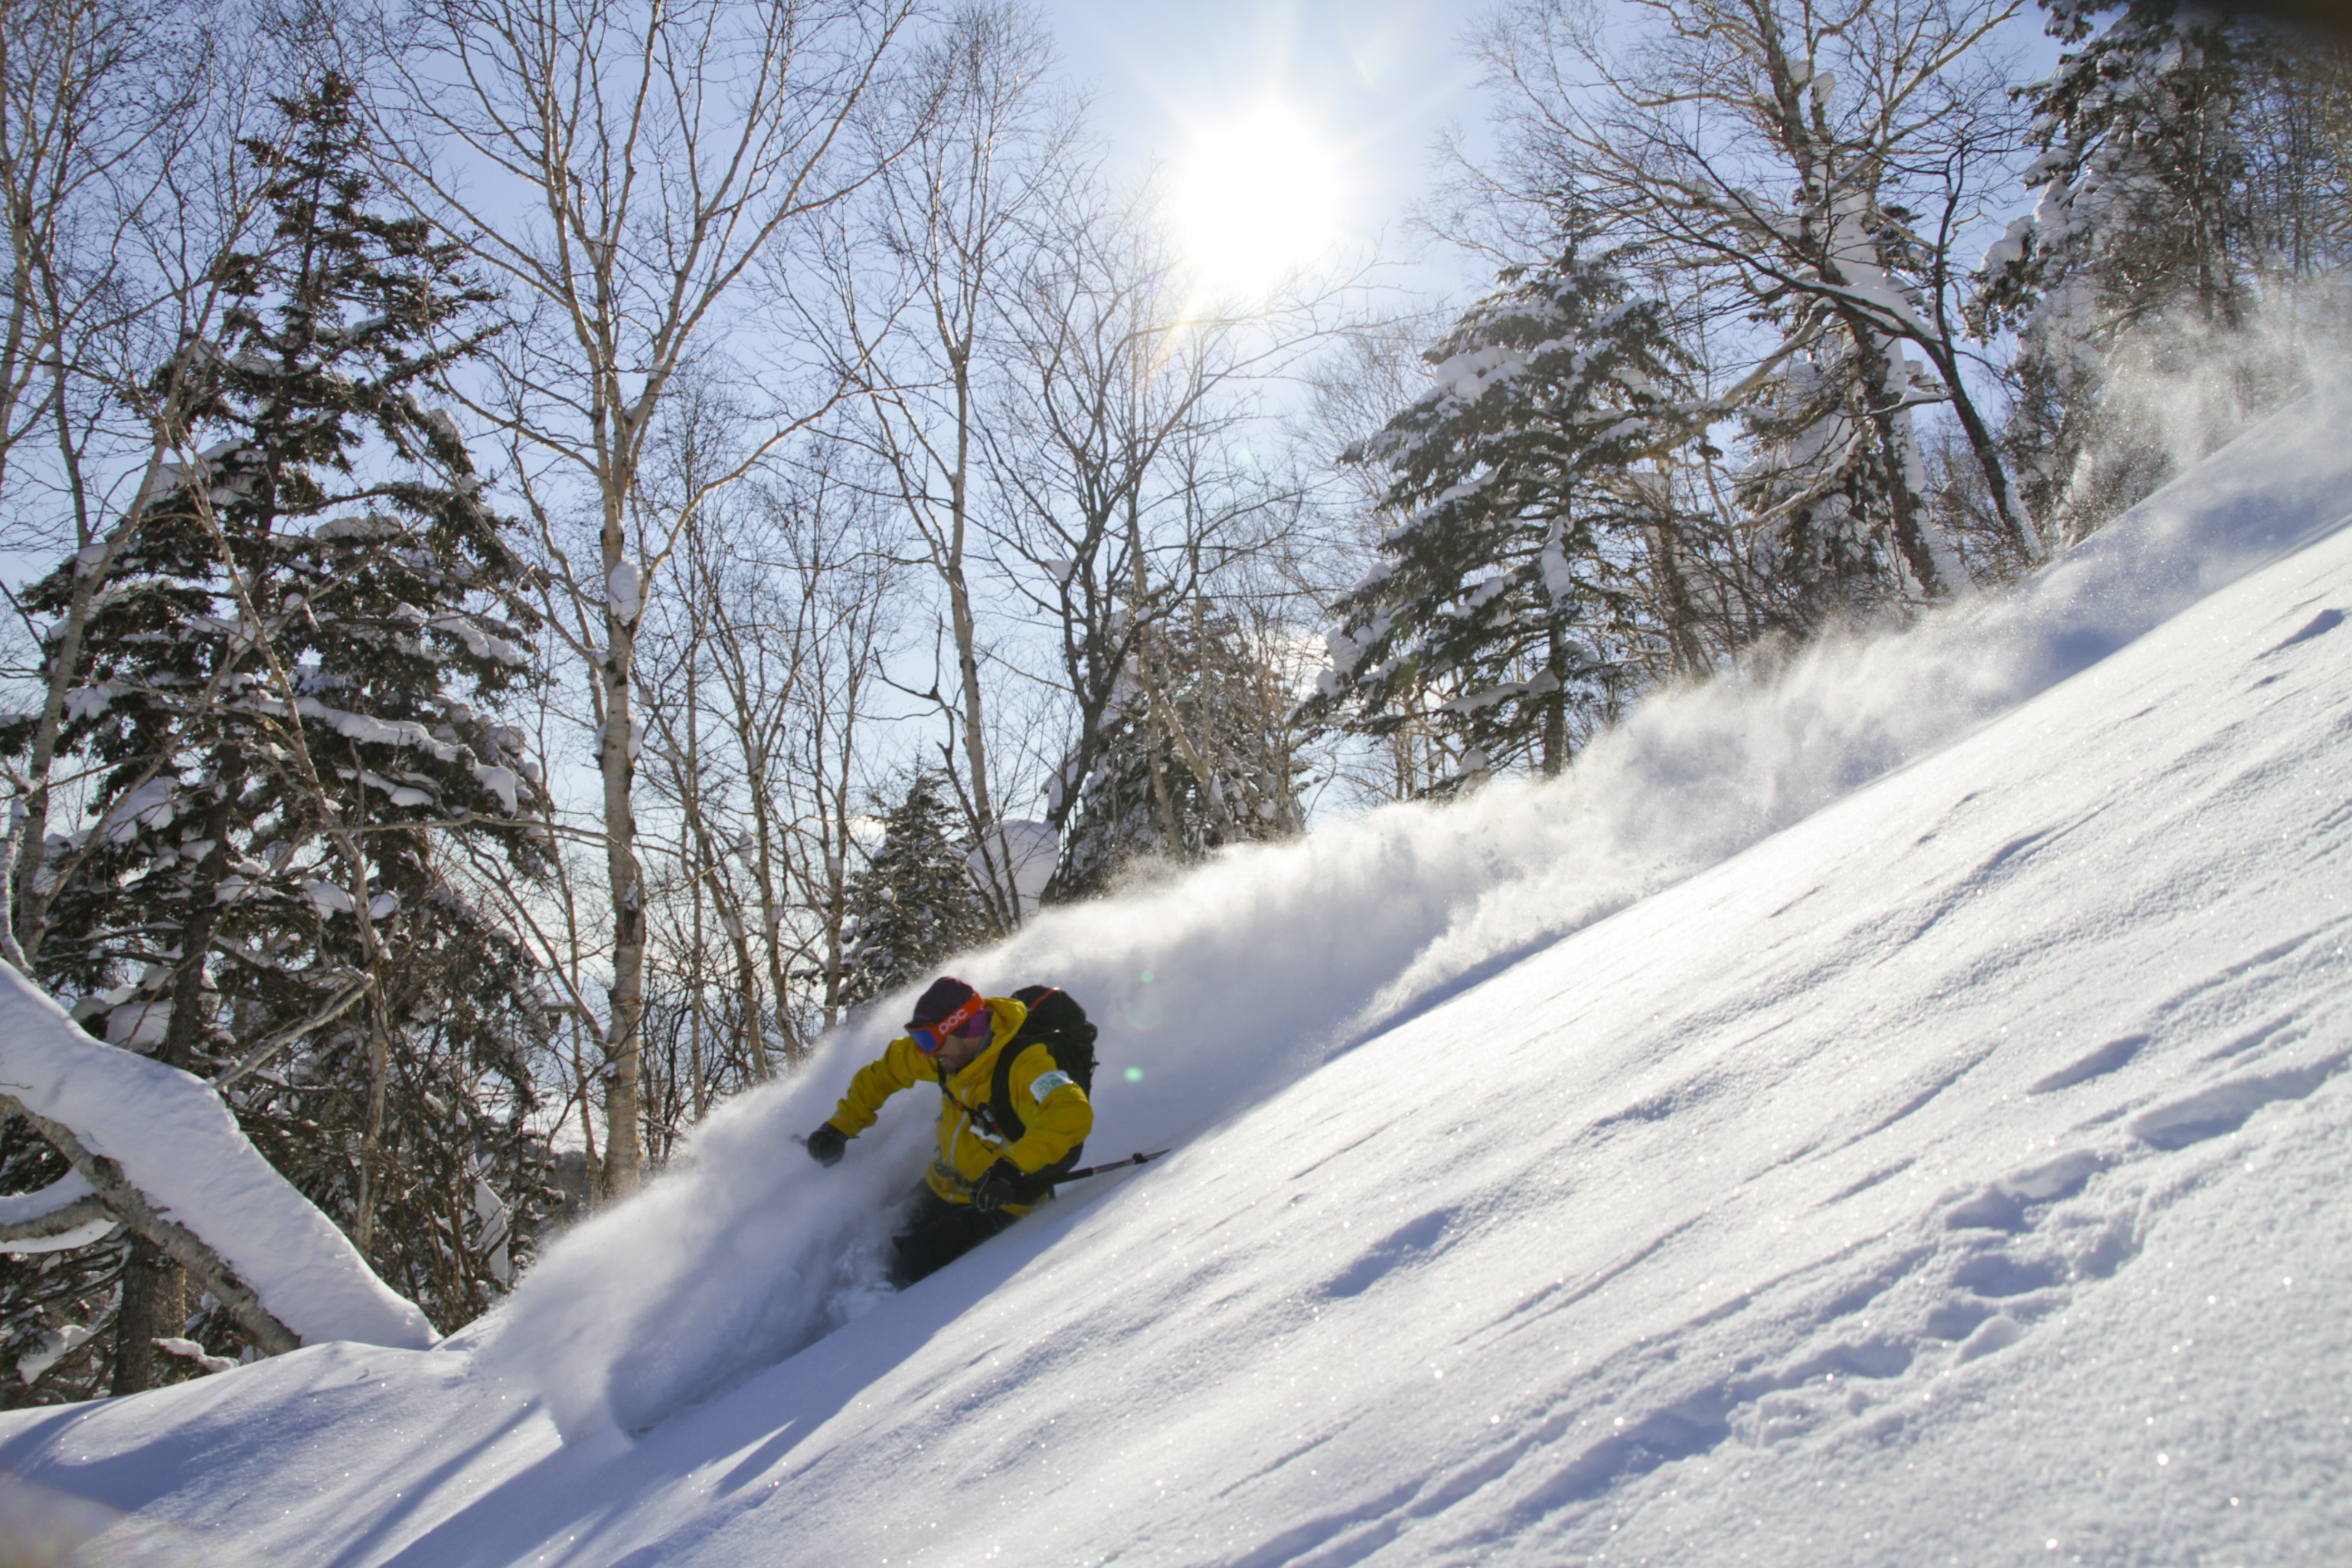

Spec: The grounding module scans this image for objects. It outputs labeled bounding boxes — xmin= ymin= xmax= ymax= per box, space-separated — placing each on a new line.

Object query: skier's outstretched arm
xmin=805 ymin=1036 xmax=928 ymax=1165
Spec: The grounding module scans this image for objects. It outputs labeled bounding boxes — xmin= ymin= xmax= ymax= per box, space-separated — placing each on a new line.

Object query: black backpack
xmin=985 ymin=985 xmax=1098 ymax=1193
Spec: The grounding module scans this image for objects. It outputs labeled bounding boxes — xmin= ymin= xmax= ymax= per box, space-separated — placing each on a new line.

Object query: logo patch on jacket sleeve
xmin=1030 ymin=1069 xmax=1076 ymax=1099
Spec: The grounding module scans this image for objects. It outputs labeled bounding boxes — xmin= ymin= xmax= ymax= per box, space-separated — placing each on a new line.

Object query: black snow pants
xmin=889 ymin=1187 xmax=1017 ymax=1289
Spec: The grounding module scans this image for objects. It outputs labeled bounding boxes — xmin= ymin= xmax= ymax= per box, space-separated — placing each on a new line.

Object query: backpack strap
xmin=935 ymin=1057 xmax=984 ymax=1138
xmin=987 ymin=1027 xmax=1033 ymax=1145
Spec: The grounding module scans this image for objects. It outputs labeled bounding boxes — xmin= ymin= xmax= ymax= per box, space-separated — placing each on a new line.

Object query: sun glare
xmin=1170 ymin=106 xmax=1341 ymax=297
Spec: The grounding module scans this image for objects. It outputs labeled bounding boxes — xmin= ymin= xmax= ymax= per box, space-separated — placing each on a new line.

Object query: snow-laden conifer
xmin=1978 ymin=0 xmax=2351 ymax=544
xmin=837 ymin=772 xmax=990 ymax=1010
xmin=1304 ymin=245 xmax=1707 ymax=784
xmin=2 ymin=75 xmax=555 ymax=1396
xmin=1050 ymin=603 xmax=1300 ymax=899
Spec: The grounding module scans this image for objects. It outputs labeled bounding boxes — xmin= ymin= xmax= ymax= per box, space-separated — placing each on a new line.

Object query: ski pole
xmin=1050 ymin=1148 xmax=1171 ymax=1185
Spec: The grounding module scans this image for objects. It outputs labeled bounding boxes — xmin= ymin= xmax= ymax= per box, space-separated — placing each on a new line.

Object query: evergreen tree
xmin=2 ymin=74 xmax=555 ymax=1396
xmin=1303 ymin=246 xmax=1705 ymax=786
xmin=1976 ymin=0 xmax=2258 ymax=547
xmin=837 ymin=771 xmax=988 ymax=1009
xmin=1049 ymin=603 xmax=1300 ymax=900
xmin=1986 ymin=0 xmax=2265 ymax=345
xmin=1978 ymin=1 xmax=2352 ymax=543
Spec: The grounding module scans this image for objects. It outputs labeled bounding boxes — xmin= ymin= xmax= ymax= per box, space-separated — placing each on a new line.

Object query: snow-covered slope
xmin=3 ymin=388 xmax=2348 ymax=1566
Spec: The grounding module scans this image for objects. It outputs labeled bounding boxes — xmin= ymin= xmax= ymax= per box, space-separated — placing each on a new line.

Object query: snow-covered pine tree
xmin=1302 ymin=245 xmax=1704 ymax=786
xmin=1978 ymin=0 xmax=2351 ymax=544
xmin=1975 ymin=0 xmax=2256 ymax=545
xmin=3 ymin=74 xmax=555 ymax=1394
xmin=1048 ymin=601 xmax=1300 ymax=900
xmin=1987 ymin=1 xmax=2264 ymax=343
xmin=836 ymin=771 xmax=989 ymax=1010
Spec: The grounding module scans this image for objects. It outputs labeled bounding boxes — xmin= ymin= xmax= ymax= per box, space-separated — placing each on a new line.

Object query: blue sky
xmin=1037 ymin=0 xmax=2066 ymax=311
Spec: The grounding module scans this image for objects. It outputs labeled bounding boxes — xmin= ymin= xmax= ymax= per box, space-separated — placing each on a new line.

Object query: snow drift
xmin=479 ymin=381 xmax=2352 ymax=1442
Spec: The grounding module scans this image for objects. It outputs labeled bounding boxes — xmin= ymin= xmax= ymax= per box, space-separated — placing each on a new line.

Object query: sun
xmin=1168 ymin=105 xmax=1341 ymax=298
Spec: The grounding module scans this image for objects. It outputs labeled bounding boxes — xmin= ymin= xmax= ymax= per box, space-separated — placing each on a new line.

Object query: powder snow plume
xmin=479 ymin=380 xmax=2352 ymax=1442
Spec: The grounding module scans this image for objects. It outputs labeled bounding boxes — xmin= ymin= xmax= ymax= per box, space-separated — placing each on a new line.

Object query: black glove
xmin=972 ymin=1158 xmax=1024 ymax=1213
xmin=805 ymin=1123 xmax=848 ymax=1167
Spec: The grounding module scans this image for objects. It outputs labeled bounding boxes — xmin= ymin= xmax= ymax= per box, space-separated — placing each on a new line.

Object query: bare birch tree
xmin=1473 ymin=0 xmax=2041 ymax=615
xmin=364 ymin=0 xmax=918 ymax=1197
xmin=812 ymin=2 xmax=1080 ymax=932
xmin=633 ymin=458 xmax=882 ymax=1073
xmin=979 ymin=194 xmax=1332 ymax=881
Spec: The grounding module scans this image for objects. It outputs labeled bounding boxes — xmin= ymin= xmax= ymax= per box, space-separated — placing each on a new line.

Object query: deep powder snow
xmin=1 ymin=386 xmax=2347 ymax=1566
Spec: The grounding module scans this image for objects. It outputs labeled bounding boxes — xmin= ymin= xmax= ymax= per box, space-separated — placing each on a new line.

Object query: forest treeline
xmin=0 ymin=0 xmax=2344 ymax=1402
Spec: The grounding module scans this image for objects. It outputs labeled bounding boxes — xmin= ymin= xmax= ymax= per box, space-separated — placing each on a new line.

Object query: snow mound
xmin=481 ymin=384 xmax=2352 ymax=1440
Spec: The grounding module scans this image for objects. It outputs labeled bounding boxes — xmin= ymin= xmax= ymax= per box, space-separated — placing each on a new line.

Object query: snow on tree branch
xmin=0 ymin=964 xmax=435 ymax=1353
xmin=0 ymin=1170 xmax=112 ymax=1250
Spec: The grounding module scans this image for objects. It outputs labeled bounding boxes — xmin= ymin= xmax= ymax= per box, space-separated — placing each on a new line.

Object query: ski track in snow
xmin=1 ymin=384 xmax=2349 ymax=1566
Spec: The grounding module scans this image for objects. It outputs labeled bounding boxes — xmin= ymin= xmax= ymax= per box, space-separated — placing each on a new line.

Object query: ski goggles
xmin=909 ymin=993 xmax=988 ymax=1054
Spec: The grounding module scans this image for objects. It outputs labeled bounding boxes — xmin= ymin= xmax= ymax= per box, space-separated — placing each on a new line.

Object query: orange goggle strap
xmin=912 ymin=992 xmax=987 ymax=1051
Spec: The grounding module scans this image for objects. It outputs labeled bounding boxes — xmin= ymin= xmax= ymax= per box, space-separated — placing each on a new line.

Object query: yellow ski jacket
xmin=822 ymin=995 xmax=1093 ymax=1212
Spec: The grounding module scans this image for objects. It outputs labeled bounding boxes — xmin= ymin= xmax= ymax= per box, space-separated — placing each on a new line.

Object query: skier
xmin=805 ymin=976 xmax=1094 ymax=1287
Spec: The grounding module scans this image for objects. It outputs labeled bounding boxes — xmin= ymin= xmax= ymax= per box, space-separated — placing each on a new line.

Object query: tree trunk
xmin=746 ymin=768 xmax=799 ymax=1073
xmin=1917 ymin=334 xmax=2043 ymax=564
xmin=1541 ymin=616 xmax=1571 ymax=777
xmin=116 ymin=805 xmax=237 ymax=1392
xmin=600 ymin=573 xmax=646 ymax=1199
xmin=352 ymin=985 xmax=394 ymax=1256
xmin=1844 ymin=313 xmax=1955 ymax=599
xmin=110 ymin=1236 xmax=183 ymax=1396
xmin=728 ymin=910 xmax=773 ymax=1080
xmin=942 ymin=345 xmax=1005 ymax=931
